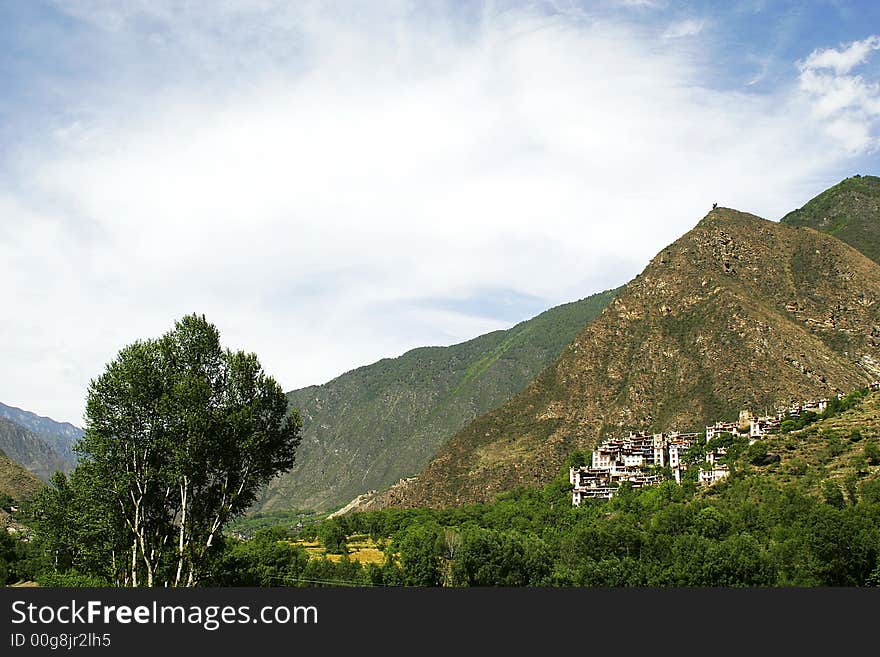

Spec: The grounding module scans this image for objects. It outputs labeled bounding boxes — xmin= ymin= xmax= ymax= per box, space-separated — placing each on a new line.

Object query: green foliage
xmin=30 ymin=468 xmax=125 ymax=583
xmin=780 ymin=411 xmax=819 ymax=434
xmin=861 ymin=479 xmax=880 ymax=505
xmin=31 ymin=314 xmax=302 ymax=587
xmin=208 ymin=528 xmax=309 ymax=586
xmin=36 ymin=571 xmax=108 ymax=587
xmin=822 ymin=481 xmax=846 ymax=509
xmin=747 ymin=441 xmax=780 ymax=466
xmin=227 ymin=509 xmax=323 ymax=538
xmin=397 ymin=524 xmax=443 ymax=586
xmin=281 ymin=458 xmax=880 ymax=587
xmin=773 ymin=392 xmax=872 ymax=440
xmin=0 ymin=509 xmax=52 ymax=585
xmin=694 ymin=506 xmax=730 ymax=540
xmin=317 ymin=520 xmax=348 ymax=554
xmin=786 ymin=458 xmax=808 ymax=476
xmin=451 ymin=528 xmax=551 ymax=586
xmin=684 ymin=441 xmax=707 ymax=464
xmin=825 ymin=389 xmax=869 ymax=418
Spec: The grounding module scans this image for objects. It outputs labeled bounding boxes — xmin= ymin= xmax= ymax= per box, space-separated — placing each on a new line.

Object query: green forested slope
xmin=256 ymin=289 xmax=617 ymax=512
xmin=781 ymin=175 xmax=880 ymax=263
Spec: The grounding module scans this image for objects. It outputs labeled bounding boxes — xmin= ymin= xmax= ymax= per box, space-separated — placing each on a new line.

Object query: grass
xmin=450 ymin=326 xmax=532 ymax=397
xmin=729 ymin=390 xmax=880 ymax=493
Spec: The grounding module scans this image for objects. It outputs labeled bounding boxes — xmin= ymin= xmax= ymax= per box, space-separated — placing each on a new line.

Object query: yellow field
xmin=292 ymin=534 xmax=390 ymax=565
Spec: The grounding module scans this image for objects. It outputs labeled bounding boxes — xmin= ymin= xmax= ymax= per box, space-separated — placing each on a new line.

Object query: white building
xmin=705 ymin=421 xmax=742 ymax=442
xmin=668 ymin=443 xmax=688 ymax=469
xmin=699 ymin=465 xmax=730 ymax=485
xmin=570 ymin=394 xmax=852 ymax=505
xmin=623 ymin=453 xmax=645 ymax=467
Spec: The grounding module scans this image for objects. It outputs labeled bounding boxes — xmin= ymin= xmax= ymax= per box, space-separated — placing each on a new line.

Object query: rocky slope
xmin=0 ymin=417 xmax=73 ymax=482
xmin=0 ymin=448 xmax=45 ymax=501
xmin=0 ymin=402 xmax=82 ymax=464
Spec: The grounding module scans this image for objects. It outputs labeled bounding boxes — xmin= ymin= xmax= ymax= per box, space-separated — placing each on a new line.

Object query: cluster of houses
xmin=569 ymin=395 xmax=839 ymax=505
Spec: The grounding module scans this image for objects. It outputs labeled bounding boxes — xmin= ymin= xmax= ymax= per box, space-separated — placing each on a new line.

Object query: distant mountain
xmin=0 ymin=417 xmax=74 ymax=482
xmin=255 ymin=289 xmax=618 ymax=512
xmin=0 ymin=402 xmax=82 ymax=463
xmin=373 ymin=206 xmax=880 ymax=508
xmin=781 ymin=175 xmax=880 ymax=264
xmin=0 ymin=448 xmax=44 ymax=501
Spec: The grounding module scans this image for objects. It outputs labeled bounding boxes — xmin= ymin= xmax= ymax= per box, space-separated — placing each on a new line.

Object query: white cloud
xmin=662 ymin=19 xmax=704 ymax=39
xmin=801 ymin=35 xmax=880 ymax=75
xmin=798 ymin=35 xmax=880 ymax=153
xmin=0 ymin=2 xmax=869 ymax=423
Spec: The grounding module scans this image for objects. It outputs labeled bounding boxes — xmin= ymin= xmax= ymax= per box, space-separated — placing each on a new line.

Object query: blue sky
xmin=1 ymin=0 xmax=880 ymax=424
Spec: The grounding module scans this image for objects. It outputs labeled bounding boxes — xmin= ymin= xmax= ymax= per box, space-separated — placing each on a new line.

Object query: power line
xmin=262 ymin=573 xmax=397 ymax=587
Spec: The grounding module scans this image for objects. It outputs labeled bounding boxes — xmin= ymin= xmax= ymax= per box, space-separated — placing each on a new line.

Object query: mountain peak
xmin=697 ymin=206 xmax=771 ymax=227
xmin=377 ymin=201 xmax=880 ymax=509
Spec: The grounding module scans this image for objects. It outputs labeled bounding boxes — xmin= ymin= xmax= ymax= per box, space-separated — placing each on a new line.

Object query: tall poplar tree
xmin=37 ymin=314 xmax=301 ymax=586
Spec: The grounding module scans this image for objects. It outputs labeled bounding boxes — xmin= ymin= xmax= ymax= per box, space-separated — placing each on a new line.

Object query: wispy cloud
xmin=662 ymin=19 xmax=705 ymax=39
xmin=0 ymin=2 xmax=872 ymax=423
xmin=798 ymin=35 xmax=880 ymax=153
xmin=801 ymin=35 xmax=880 ymax=75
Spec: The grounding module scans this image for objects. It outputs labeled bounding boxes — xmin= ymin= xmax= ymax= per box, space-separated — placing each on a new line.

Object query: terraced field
xmin=293 ymin=534 xmax=391 ymax=565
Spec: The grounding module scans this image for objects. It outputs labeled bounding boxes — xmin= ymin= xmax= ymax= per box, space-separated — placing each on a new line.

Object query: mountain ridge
xmin=369 ymin=205 xmax=880 ymax=509
xmin=256 ymin=289 xmax=618 ymax=512
xmin=0 ymin=417 xmax=73 ymax=482
xmin=781 ymin=174 xmax=880 ymax=263
xmin=0 ymin=402 xmax=82 ymax=464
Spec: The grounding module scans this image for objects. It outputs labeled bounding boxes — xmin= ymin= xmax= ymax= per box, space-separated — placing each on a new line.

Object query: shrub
xmin=786 ymin=459 xmax=808 ymax=476
xmin=865 ymin=441 xmax=880 ymax=466
xmin=36 ymin=571 xmax=109 ymax=587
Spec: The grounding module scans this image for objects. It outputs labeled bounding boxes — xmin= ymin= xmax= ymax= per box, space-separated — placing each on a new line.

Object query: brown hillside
xmin=0 ymin=449 xmax=45 ymax=501
xmin=374 ymin=208 xmax=880 ymax=508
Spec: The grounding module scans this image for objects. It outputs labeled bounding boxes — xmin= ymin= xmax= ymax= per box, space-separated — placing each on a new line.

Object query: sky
xmin=2 ymin=1 xmax=880 ymax=425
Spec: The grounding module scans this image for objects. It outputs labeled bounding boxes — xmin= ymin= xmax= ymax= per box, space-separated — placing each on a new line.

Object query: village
xmin=569 ymin=396 xmax=838 ymax=505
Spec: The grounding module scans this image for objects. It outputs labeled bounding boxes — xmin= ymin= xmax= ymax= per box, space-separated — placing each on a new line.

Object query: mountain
xmin=0 ymin=402 xmax=82 ymax=463
xmin=255 ymin=289 xmax=618 ymax=512
xmin=0 ymin=417 xmax=74 ymax=482
xmin=781 ymin=175 xmax=880 ymax=264
xmin=372 ymin=207 xmax=880 ymax=508
xmin=0 ymin=448 xmax=44 ymax=501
